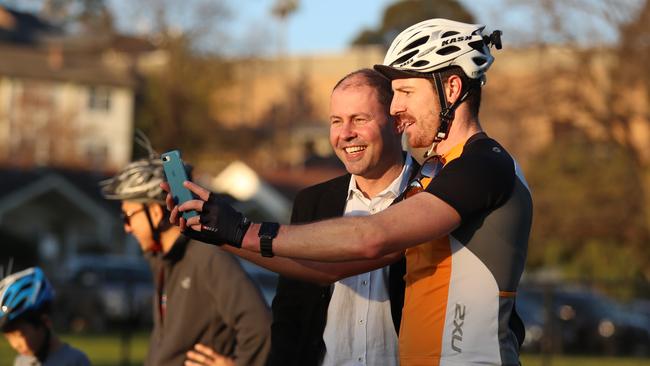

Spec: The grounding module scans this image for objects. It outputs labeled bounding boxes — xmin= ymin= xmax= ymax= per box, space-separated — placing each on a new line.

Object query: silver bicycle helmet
xmin=100 ymin=158 xmax=166 ymax=204
xmin=100 ymin=131 xmax=167 ymax=204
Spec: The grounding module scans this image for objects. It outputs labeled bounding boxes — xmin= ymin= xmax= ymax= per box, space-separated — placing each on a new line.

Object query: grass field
xmin=0 ymin=333 xmax=648 ymax=365
xmin=0 ymin=332 xmax=149 ymax=366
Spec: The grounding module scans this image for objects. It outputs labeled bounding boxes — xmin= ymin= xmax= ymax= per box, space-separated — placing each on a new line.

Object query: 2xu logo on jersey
xmin=451 ymin=303 xmax=466 ymax=353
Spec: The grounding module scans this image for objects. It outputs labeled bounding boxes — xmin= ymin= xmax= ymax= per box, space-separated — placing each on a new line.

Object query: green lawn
xmin=0 ymin=332 xmax=149 ymax=366
xmin=520 ymin=354 xmax=650 ymax=366
xmin=1 ymin=333 xmax=649 ymax=366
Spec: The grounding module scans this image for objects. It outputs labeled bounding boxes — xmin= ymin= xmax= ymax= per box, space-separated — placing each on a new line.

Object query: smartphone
xmin=161 ymin=150 xmax=198 ymax=220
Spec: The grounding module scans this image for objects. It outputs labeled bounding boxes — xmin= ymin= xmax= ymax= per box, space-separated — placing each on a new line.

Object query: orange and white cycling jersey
xmin=399 ymin=133 xmax=532 ymax=366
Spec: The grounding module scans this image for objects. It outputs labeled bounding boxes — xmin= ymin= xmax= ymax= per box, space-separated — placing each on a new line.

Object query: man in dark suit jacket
xmin=166 ymin=68 xmax=415 ymax=365
xmin=267 ymin=171 xmax=411 ymax=365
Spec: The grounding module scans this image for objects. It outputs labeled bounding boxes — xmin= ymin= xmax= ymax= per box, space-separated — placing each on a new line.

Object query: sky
xmin=229 ymin=0 xmax=402 ymax=54
xmin=223 ymin=0 xmax=509 ymax=55
xmin=223 ymin=0 xmax=635 ymax=55
xmin=10 ymin=0 xmax=636 ymax=55
xmin=104 ymin=0 xmax=533 ymax=55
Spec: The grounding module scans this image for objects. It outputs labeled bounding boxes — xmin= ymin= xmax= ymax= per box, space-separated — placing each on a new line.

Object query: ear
xmin=445 ymin=75 xmax=463 ymax=104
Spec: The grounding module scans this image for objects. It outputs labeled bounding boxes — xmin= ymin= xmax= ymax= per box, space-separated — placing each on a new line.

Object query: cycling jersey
xmin=399 ymin=133 xmax=532 ymax=366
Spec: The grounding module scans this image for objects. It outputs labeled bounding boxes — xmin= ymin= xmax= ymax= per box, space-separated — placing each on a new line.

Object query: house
xmin=0 ymin=5 xmax=154 ymax=172
xmin=0 ymin=166 xmax=127 ymax=271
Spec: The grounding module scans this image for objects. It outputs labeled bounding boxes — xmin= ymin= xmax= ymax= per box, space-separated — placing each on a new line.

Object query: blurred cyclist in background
xmin=1 ymin=266 xmax=91 ymax=366
xmin=100 ymin=136 xmax=270 ymax=366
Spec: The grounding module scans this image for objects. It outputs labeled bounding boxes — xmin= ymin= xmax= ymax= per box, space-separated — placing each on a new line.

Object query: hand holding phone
xmin=161 ymin=150 xmax=198 ymax=220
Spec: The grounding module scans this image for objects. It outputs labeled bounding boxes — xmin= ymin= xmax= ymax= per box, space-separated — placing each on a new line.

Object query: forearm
xmin=242 ymin=215 xmax=387 ymax=261
xmin=222 ymin=244 xmax=402 ymax=285
xmin=240 ymin=194 xmax=461 ymax=261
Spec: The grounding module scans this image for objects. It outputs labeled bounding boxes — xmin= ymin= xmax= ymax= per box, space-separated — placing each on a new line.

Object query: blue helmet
xmin=0 ymin=267 xmax=54 ymax=328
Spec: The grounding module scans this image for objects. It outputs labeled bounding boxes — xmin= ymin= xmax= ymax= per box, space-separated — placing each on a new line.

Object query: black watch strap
xmin=258 ymin=222 xmax=280 ymax=258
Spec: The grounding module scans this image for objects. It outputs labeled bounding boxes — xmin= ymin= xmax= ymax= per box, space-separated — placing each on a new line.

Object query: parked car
xmin=516 ymin=289 xmax=546 ymax=352
xmin=516 ymin=285 xmax=650 ymax=356
xmin=52 ymin=255 xmax=153 ymax=333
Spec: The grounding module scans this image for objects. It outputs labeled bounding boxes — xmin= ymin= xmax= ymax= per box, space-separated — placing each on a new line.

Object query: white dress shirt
xmin=321 ymin=155 xmax=413 ymax=366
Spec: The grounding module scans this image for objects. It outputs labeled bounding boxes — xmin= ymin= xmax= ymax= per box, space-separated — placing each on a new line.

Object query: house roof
xmin=0 ymin=6 xmax=141 ymax=87
xmin=0 ymin=166 xmax=120 ymax=214
xmin=0 ymin=6 xmax=59 ymax=44
xmin=0 ymin=42 xmax=136 ymax=87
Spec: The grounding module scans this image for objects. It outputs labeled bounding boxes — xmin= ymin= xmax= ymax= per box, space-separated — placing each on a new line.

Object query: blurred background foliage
xmin=0 ymin=0 xmax=648 ymax=361
xmin=2 ymin=0 xmax=648 ymax=293
xmin=2 ymin=0 xmax=648 ymax=295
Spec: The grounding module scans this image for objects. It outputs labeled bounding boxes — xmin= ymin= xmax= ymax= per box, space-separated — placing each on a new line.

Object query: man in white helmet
xmin=169 ymin=19 xmax=532 ymax=366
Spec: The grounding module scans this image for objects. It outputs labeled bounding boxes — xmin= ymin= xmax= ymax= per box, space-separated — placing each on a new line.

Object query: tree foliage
xmin=351 ymin=0 xmax=475 ymax=48
xmin=506 ymin=0 xmax=650 ymax=284
xmin=39 ymin=0 xmax=114 ymax=33
xmin=526 ymin=127 xmax=648 ymax=285
xmin=134 ymin=35 xmax=232 ymax=159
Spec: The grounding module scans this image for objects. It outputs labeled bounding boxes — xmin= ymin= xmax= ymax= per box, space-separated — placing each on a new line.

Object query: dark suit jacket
xmin=265 ymin=173 xmax=407 ymax=366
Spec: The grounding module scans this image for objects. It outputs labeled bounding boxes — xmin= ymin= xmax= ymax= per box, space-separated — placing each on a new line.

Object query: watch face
xmin=259 ymin=222 xmax=280 ymax=238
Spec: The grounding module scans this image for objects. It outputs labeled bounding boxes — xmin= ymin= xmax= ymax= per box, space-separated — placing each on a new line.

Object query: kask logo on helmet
xmin=441 ymin=35 xmax=473 ymax=47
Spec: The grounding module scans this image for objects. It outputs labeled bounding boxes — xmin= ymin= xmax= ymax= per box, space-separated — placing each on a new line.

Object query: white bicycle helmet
xmin=374 ymin=18 xmax=501 ymax=83
xmin=375 ymin=18 xmax=502 ymax=149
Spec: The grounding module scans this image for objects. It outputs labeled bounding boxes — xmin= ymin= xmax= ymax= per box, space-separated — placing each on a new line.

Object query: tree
xmin=526 ymin=127 xmax=647 ymax=290
xmin=508 ymin=0 xmax=650 ymax=283
xmin=351 ymin=0 xmax=475 ymax=48
xmin=135 ymin=34 xmax=232 ymax=159
xmin=130 ymin=0 xmax=234 ymax=161
xmin=40 ymin=0 xmax=114 ymax=33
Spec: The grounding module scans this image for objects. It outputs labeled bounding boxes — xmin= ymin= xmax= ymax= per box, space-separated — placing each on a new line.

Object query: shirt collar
xmin=347 ymin=153 xmax=414 ymax=200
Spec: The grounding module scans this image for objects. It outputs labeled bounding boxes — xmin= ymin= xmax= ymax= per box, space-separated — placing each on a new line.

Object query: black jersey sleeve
xmin=424 ymin=138 xmax=516 ymax=222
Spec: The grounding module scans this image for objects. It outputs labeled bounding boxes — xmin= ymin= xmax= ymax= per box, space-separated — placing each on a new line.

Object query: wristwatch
xmin=258 ymin=222 xmax=280 ymax=257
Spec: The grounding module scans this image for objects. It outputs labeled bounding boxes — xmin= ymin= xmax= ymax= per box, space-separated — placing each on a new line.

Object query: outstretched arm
xmin=221 ymin=245 xmax=402 ymax=285
xmin=239 ymin=191 xmax=460 ymax=261
xmin=162 ymin=181 xmax=404 ymax=284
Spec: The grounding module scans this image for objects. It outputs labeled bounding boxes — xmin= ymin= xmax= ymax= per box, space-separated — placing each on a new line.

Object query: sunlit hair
xmin=333 ymin=68 xmax=394 ymax=115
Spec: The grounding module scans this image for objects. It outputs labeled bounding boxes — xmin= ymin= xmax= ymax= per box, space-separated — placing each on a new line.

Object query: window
xmin=88 ymin=86 xmax=111 ymax=111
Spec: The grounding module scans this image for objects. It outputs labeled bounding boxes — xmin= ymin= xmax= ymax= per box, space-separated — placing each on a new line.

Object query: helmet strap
xmin=425 ymin=71 xmax=472 ymax=158
xmin=35 ymin=323 xmax=51 ymax=362
xmin=142 ymin=204 xmax=163 ymax=252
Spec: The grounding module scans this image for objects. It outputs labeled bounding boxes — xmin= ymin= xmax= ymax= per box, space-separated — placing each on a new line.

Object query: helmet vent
xmin=392 ymin=50 xmax=418 ymax=66
xmin=403 ymin=36 xmax=429 ymax=51
xmin=18 ymin=282 xmax=31 ymax=292
xmin=441 ymin=31 xmax=460 ymax=38
xmin=412 ymin=60 xmax=429 ymax=67
xmin=13 ymin=298 xmax=25 ymax=311
xmin=473 ymin=57 xmax=487 ymax=66
xmin=468 ymin=40 xmax=486 ymax=52
xmin=437 ymin=46 xmax=460 ymax=56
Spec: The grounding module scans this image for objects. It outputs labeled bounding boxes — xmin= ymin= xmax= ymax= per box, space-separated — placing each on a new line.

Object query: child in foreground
xmin=1 ymin=267 xmax=90 ymax=366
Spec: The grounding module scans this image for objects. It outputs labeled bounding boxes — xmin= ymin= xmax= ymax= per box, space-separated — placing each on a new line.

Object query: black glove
xmin=182 ymin=193 xmax=251 ymax=247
